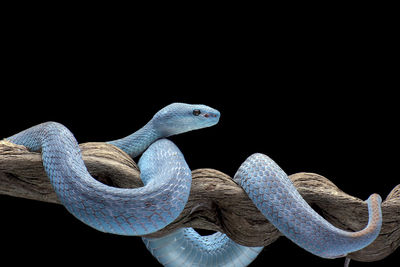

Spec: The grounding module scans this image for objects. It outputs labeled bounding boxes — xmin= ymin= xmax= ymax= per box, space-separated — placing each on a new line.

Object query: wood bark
xmin=0 ymin=140 xmax=399 ymax=263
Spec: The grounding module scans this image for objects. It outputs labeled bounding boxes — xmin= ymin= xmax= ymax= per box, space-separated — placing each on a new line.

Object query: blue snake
xmin=6 ymin=103 xmax=382 ymax=266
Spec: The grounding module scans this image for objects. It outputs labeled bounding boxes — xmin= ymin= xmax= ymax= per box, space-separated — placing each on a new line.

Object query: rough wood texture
xmin=0 ymin=140 xmax=399 ymax=263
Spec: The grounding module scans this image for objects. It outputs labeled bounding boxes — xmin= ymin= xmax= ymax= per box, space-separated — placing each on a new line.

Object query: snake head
xmin=152 ymin=103 xmax=220 ymax=136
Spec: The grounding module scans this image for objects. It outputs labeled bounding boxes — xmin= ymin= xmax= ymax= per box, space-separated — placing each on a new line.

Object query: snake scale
xmin=5 ymin=103 xmax=382 ymax=266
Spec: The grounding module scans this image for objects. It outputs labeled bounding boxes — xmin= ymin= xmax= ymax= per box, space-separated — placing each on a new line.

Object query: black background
xmin=1 ymin=4 xmax=398 ymax=266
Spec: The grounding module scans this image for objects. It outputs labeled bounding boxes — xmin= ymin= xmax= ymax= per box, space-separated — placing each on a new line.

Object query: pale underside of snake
xmin=5 ymin=103 xmax=382 ymax=267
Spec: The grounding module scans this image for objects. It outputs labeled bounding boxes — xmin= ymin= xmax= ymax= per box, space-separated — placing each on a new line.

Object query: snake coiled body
xmin=5 ymin=103 xmax=382 ymax=266
xmin=6 ymin=122 xmax=191 ymax=235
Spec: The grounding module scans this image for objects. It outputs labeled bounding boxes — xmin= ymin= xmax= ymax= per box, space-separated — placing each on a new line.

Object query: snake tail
xmin=233 ymin=152 xmax=382 ymax=259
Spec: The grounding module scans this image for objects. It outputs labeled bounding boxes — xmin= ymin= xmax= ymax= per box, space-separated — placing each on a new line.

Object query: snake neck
xmin=107 ymin=121 xmax=162 ymax=158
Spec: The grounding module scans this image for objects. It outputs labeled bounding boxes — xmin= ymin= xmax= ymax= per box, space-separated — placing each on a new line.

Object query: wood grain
xmin=1 ymin=140 xmax=399 ymax=263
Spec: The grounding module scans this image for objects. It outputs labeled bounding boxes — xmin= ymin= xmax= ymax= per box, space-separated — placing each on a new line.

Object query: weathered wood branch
xmin=0 ymin=140 xmax=399 ymax=263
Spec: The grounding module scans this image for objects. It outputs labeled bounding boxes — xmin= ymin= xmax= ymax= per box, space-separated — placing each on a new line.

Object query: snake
xmin=5 ymin=103 xmax=382 ymax=266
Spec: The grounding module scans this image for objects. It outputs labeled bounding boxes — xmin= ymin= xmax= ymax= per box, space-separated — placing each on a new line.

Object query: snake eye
xmin=193 ymin=109 xmax=201 ymax=116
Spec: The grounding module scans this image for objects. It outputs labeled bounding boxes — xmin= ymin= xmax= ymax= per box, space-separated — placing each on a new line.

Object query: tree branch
xmin=0 ymin=140 xmax=399 ymax=262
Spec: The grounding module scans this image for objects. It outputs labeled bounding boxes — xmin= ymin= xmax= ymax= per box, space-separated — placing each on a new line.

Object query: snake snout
xmin=193 ymin=106 xmax=220 ymax=128
xmin=204 ymin=110 xmax=220 ymax=123
xmin=203 ymin=112 xmax=218 ymax=118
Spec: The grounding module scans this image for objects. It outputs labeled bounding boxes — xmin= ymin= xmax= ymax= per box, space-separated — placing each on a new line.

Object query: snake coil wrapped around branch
xmin=0 ymin=140 xmax=399 ymax=263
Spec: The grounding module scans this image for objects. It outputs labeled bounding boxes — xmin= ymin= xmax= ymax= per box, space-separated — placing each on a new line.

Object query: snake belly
xmin=4 ymin=103 xmax=383 ymax=267
xmin=142 ymin=228 xmax=263 ymax=267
